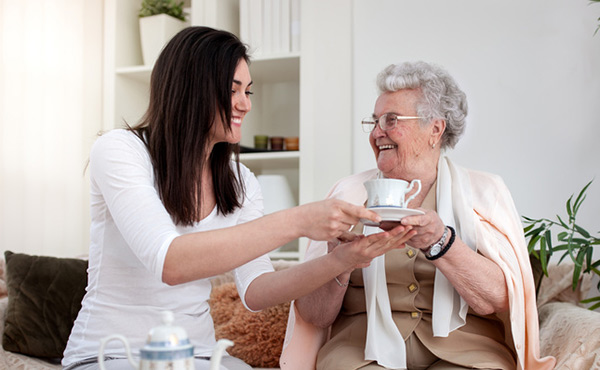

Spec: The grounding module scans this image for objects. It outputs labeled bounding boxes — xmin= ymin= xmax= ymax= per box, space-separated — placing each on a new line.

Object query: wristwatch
xmin=424 ymin=226 xmax=449 ymax=259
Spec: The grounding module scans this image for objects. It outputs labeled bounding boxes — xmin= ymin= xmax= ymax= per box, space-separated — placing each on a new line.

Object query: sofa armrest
xmin=539 ymin=301 xmax=600 ymax=368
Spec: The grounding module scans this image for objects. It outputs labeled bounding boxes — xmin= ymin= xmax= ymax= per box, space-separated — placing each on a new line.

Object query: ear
xmin=430 ymin=118 xmax=446 ymax=147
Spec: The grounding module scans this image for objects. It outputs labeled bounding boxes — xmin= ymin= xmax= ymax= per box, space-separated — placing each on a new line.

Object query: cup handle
xmin=98 ymin=334 xmax=138 ymax=370
xmin=404 ymin=179 xmax=422 ymax=207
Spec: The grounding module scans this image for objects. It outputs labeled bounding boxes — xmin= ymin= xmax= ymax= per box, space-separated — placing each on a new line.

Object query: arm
xmin=400 ymin=210 xmax=508 ymax=315
xmin=163 ymin=199 xmax=382 ymax=285
xmin=90 ymin=132 xmax=382 ymax=286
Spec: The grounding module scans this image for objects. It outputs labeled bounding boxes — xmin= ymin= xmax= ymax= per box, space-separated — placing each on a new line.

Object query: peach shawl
xmin=280 ymin=157 xmax=555 ymax=370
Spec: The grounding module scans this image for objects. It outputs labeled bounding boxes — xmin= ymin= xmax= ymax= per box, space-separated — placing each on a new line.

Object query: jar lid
xmin=144 ymin=311 xmax=191 ymax=349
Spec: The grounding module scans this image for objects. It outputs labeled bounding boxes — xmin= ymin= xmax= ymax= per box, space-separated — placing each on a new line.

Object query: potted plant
xmin=138 ymin=0 xmax=189 ymax=66
xmin=523 ymin=180 xmax=600 ymax=310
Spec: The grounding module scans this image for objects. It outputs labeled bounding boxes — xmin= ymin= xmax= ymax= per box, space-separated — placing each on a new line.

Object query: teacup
xmin=364 ymin=178 xmax=422 ymax=208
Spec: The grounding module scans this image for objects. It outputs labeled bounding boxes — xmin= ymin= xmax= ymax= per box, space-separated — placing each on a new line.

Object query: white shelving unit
xmin=104 ymin=0 xmax=303 ymax=260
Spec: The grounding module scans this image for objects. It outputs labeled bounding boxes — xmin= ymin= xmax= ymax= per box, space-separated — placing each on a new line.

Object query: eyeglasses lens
xmin=362 ymin=119 xmax=375 ymax=133
xmin=381 ymin=114 xmax=396 ymax=130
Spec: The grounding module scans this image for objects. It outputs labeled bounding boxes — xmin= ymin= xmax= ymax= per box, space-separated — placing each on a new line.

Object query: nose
xmin=234 ymin=92 xmax=251 ymax=113
xmin=371 ymin=121 xmax=386 ymax=138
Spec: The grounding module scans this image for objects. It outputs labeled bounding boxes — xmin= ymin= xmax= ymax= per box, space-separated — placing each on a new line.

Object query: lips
xmin=231 ymin=117 xmax=242 ymax=127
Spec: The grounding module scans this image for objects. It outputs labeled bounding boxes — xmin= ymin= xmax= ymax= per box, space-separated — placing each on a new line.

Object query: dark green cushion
xmin=2 ymin=250 xmax=88 ymax=359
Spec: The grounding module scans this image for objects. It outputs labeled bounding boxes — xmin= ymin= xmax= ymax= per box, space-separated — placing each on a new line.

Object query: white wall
xmin=0 ymin=0 xmax=103 ymax=257
xmin=351 ymin=0 xmax=600 ymax=238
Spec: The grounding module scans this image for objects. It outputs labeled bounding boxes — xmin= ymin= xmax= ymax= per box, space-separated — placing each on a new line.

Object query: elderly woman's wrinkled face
xmin=369 ymin=89 xmax=435 ymax=179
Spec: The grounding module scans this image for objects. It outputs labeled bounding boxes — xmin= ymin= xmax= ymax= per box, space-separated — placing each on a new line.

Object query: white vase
xmin=139 ymin=14 xmax=187 ymax=66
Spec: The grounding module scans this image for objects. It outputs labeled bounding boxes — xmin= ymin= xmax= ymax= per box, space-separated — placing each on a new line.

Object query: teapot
xmin=98 ymin=311 xmax=233 ymax=370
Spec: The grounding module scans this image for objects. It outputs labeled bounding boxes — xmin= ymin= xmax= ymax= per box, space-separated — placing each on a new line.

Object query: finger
xmin=400 ymin=214 xmax=428 ymax=227
xmin=337 ymin=231 xmax=360 ymax=243
xmin=340 ymin=202 xmax=381 ymax=223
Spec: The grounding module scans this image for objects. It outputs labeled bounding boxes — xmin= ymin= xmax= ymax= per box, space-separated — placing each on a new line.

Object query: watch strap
xmin=425 ymin=226 xmax=456 ymax=261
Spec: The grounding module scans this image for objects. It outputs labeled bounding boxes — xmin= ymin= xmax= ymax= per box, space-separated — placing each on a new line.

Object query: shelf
xmin=250 ymin=54 xmax=300 ymax=83
xmin=116 ymin=65 xmax=152 ymax=82
xmin=239 ymin=150 xmax=299 ymax=161
xmin=115 ymin=53 xmax=299 ymax=84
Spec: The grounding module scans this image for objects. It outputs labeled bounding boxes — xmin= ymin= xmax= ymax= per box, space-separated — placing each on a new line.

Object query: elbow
xmin=295 ymin=300 xmax=336 ymax=329
xmin=471 ymin=295 xmax=509 ymax=316
xmin=162 ymin=265 xmax=186 ymax=286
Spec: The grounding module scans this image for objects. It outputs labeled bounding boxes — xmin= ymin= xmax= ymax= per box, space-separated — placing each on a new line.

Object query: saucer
xmin=361 ymin=206 xmax=425 ymax=227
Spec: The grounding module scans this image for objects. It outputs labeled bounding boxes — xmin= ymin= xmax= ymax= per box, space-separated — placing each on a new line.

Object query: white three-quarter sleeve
xmin=89 ymin=130 xmax=180 ymax=281
xmin=233 ymin=168 xmax=275 ymax=311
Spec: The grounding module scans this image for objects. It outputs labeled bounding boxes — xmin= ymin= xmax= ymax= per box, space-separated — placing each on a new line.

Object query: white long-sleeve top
xmin=62 ymin=129 xmax=273 ymax=367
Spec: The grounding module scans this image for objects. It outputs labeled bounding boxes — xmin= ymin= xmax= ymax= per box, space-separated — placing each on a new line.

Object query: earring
xmin=432 ymin=143 xmax=436 ymax=149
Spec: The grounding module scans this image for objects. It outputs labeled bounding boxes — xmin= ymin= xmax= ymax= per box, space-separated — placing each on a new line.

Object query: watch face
xmin=429 ymin=245 xmax=442 ymax=256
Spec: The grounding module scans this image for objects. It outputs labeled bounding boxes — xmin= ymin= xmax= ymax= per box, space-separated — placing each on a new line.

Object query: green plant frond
xmin=540 ymin=237 xmax=549 ymax=275
xmin=585 ymin=247 xmax=594 ymax=271
xmin=571 ymin=249 xmax=587 ymax=290
xmin=523 ymin=179 xmax=598 ymax=302
xmin=525 ymin=225 xmax=545 ymax=239
xmin=574 ymin=224 xmax=591 ymax=238
xmin=527 ymin=234 xmax=542 ymax=254
xmin=566 ymin=237 xmax=592 ymax=245
xmin=139 ymin=0 xmax=187 ymax=21
xmin=556 ymin=214 xmax=569 ymax=228
xmin=523 ymin=223 xmax=536 ymax=233
xmin=581 ymin=296 xmax=600 ymax=304
xmin=566 ymin=194 xmax=574 ymax=218
xmin=573 ymin=180 xmax=593 ymax=210
xmin=552 ymin=243 xmax=571 ymax=251
xmin=557 ymin=252 xmax=571 ymax=265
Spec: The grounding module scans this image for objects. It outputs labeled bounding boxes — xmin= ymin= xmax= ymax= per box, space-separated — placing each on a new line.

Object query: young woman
xmin=62 ymin=27 xmax=413 ymax=370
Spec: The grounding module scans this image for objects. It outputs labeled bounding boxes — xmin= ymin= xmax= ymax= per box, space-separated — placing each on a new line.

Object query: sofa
xmin=0 ymin=251 xmax=599 ymax=370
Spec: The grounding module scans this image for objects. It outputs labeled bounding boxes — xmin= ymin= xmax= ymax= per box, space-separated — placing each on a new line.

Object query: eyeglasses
xmin=361 ymin=113 xmax=423 ymax=133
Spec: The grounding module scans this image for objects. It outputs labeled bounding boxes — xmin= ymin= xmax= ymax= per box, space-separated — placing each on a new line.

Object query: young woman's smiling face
xmin=369 ymin=89 xmax=433 ymax=179
xmin=211 ymin=59 xmax=253 ymax=146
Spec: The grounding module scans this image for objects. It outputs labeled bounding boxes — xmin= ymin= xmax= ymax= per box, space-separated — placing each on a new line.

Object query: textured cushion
xmin=209 ymin=282 xmax=290 ymax=368
xmin=2 ymin=251 xmax=88 ymax=359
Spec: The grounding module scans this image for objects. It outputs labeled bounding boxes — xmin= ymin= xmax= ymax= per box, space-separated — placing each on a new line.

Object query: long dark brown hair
xmin=130 ymin=27 xmax=249 ymax=226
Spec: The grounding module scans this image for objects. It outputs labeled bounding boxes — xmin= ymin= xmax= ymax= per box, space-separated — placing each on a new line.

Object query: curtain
xmin=0 ymin=0 xmax=103 ymax=257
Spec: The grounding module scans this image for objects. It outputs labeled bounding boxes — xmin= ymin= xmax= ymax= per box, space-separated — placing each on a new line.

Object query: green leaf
xmin=575 ymin=224 xmax=591 ymax=238
xmin=556 ymin=214 xmax=569 ymax=229
xmin=572 ymin=249 xmax=586 ymax=291
xmin=566 ymin=194 xmax=574 ymax=219
xmin=540 ymin=236 xmax=549 ymax=276
xmin=573 ymin=180 xmax=593 ymax=214
xmin=527 ymin=234 xmax=542 ymax=254
xmin=525 ymin=225 xmax=545 ymax=238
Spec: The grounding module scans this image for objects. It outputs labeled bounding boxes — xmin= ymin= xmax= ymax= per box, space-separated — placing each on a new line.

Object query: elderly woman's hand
xmin=398 ymin=209 xmax=446 ymax=251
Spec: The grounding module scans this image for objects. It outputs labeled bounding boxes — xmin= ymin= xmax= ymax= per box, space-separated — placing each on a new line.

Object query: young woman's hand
xmin=330 ymin=224 xmax=415 ymax=269
xmin=294 ymin=199 xmax=381 ymax=241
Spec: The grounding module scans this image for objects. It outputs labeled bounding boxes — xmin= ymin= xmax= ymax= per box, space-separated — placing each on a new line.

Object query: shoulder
xmin=89 ymin=129 xmax=151 ymax=171
xmin=91 ymin=129 xmax=146 ymax=156
xmin=230 ymin=161 xmax=260 ymax=192
xmin=449 ymin=161 xmax=517 ymax=220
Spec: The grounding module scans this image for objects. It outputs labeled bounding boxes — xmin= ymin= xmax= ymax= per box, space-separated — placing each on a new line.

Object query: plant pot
xmin=139 ymin=14 xmax=187 ymax=66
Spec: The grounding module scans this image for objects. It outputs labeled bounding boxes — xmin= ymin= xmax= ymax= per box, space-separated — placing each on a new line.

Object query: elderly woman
xmin=280 ymin=61 xmax=555 ymax=370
